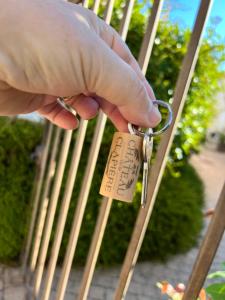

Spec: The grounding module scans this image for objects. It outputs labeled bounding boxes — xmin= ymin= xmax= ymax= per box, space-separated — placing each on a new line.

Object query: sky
xmin=163 ymin=0 xmax=225 ymax=43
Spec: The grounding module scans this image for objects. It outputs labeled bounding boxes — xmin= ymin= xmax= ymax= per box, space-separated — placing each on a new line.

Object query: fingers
xmin=107 ymin=108 xmax=129 ymax=132
xmin=65 ymin=94 xmax=99 ymax=120
xmin=37 ymin=96 xmax=79 ymax=129
xmin=95 ymin=96 xmax=129 ymax=132
xmin=38 ymin=100 xmax=79 ymax=130
xmin=99 ymin=22 xmax=156 ymax=100
xmin=38 ymin=94 xmax=99 ymax=129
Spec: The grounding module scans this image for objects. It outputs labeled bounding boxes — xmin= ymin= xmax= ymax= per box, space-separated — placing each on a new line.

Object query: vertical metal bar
xmin=77 ymin=197 xmax=113 ymax=300
xmin=183 ymin=183 xmax=225 ymax=300
xmin=93 ymin=0 xmax=101 ymax=14
xmin=119 ymin=0 xmax=135 ymax=39
xmin=33 ymin=130 xmax=73 ymax=298
xmin=30 ymin=127 xmax=62 ymax=272
xmin=138 ymin=0 xmax=164 ymax=73
xmin=77 ymin=1 xmax=136 ymax=299
xmin=23 ymin=122 xmax=53 ymax=270
xmin=82 ymin=0 xmax=89 ymax=8
xmin=41 ymin=120 xmax=88 ymax=300
xmin=55 ymin=1 xmax=115 ymax=298
xmin=103 ymin=0 xmax=115 ymax=24
xmin=114 ymin=1 xmax=213 ymax=299
xmin=56 ymin=113 xmax=107 ymax=300
xmin=39 ymin=1 xmax=101 ymax=298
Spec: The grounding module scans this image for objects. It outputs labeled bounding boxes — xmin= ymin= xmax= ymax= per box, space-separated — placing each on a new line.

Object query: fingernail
xmin=149 ymin=103 xmax=161 ymax=127
xmin=62 ymin=112 xmax=79 ymax=130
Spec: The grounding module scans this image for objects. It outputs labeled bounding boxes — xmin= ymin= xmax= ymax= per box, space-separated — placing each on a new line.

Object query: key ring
xmin=57 ymin=96 xmax=77 ymax=116
xmin=128 ymin=100 xmax=173 ymax=137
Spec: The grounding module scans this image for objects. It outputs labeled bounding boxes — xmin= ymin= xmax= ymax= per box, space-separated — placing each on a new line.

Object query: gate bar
xmin=40 ymin=1 xmax=102 ymax=299
xmin=55 ymin=2 xmax=116 ymax=298
xmin=82 ymin=0 xmax=89 ymax=8
xmin=93 ymin=0 xmax=101 ymax=14
xmin=56 ymin=114 xmax=108 ymax=300
xmin=41 ymin=120 xmax=88 ymax=300
xmin=33 ymin=130 xmax=73 ymax=297
xmin=114 ymin=0 xmax=213 ymax=299
xmin=138 ymin=0 xmax=164 ymax=74
xmin=30 ymin=127 xmax=62 ymax=272
xmin=118 ymin=0 xmax=135 ymax=37
xmin=77 ymin=1 xmax=163 ymax=299
xmin=77 ymin=197 xmax=113 ymax=300
xmin=23 ymin=122 xmax=53 ymax=270
xmin=183 ymin=183 xmax=225 ymax=300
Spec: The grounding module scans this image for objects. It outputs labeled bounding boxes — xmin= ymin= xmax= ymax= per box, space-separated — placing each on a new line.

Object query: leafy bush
xmin=0 ymin=117 xmax=43 ymax=262
xmin=206 ymin=263 xmax=225 ymax=300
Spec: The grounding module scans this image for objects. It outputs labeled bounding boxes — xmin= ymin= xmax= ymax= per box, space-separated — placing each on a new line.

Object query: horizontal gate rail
xmin=114 ymin=0 xmax=213 ymax=298
xmin=183 ymin=182 xmax=225 ymax=300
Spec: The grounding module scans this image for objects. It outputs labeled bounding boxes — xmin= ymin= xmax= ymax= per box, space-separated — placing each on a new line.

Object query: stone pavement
xmin=0 ymin=148 xmax=224 ymax=300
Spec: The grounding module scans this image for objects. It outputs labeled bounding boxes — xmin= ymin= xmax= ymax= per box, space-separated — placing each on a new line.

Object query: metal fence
xmin=22 ymin=0 xmax=225 ymax=299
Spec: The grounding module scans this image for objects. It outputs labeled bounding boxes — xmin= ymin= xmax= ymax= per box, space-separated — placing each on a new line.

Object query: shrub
xmin=0 ymin=117 xmax=43 ymax=262
xmin=0 ymin=118 xmax=203 ymax=265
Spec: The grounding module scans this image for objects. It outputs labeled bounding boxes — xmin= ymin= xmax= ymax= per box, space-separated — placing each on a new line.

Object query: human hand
xmin=0 ymin=0 xmax=161 ymax=131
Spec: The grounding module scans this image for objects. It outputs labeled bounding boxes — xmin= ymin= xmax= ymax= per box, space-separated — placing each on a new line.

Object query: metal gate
xmin=22 ymin=0 xmax=225 ymax=299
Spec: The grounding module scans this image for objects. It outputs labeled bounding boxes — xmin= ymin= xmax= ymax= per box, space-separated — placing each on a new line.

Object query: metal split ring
xmin=57 ymin=96 xmax=77 ymax=116
xmin=128 ymin=100 xmax=173 ymax=137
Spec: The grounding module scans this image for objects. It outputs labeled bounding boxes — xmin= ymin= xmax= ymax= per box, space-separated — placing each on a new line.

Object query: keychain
xmin=100 ymin=100 xmax=173 ymax=207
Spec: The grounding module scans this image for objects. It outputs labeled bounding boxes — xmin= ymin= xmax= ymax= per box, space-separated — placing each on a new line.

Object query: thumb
xmin=89 ymin=34 xmax=161 ymax=128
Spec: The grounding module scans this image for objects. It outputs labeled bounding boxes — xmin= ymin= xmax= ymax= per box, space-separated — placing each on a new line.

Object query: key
xmin=141 ymin=132 xmax=153 ymax=207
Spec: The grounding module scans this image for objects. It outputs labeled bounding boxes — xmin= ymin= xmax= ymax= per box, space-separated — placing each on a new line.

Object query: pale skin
xmin=0 ymin=0 xmax=161 ymax=131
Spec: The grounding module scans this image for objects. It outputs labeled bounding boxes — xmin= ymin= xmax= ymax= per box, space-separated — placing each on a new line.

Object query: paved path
xmin=190 ymin=147 xmax=225 ymax=209
xmin=0 ymin=148 xmax=224 ymax=300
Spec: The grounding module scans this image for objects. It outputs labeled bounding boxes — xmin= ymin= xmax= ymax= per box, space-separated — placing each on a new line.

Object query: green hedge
xmin=0 ymin=118 xmax=204 ymax=265
xmin=0 ymin=117 xmax=43 ymax=262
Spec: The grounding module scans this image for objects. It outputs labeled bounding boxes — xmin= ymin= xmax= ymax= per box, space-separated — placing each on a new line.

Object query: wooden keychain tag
xmin=100 ymin=100 xmax=173 ymax=205
xmin=100 ymin=132 xmax=143 ymax=203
